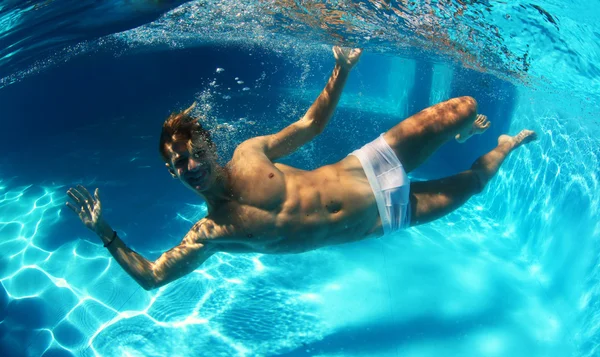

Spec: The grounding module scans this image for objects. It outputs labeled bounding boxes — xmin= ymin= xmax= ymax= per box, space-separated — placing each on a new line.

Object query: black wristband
xmin=104 ymin=230 xmax=117 ymax=248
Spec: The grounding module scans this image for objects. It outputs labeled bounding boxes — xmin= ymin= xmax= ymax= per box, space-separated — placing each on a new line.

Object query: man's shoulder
xmin=230 ymin=139 xmax=279 ymax=172
xmin=233 ymin=137 xmax=267 ymax=157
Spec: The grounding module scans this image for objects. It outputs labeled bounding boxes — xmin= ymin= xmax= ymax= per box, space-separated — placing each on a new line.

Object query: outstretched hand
xmin=66 ymin=185 xmax=110 ymax=237
xmin=333 ymin=46 xmax=363 ymax=70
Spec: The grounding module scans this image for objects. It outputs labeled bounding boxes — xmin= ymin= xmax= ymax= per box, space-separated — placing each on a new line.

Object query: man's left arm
xmin=102 ymin=221 xmax=215 ymax=290
xmin=245 ymin=46 xmax=362 ymax=161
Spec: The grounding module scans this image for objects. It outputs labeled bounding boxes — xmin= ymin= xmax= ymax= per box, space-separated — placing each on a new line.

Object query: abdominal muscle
xmin=213 ymin=157 xmax=383 ymax=255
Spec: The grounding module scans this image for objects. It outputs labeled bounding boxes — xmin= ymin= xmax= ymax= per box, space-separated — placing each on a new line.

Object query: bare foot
xmin=470 ymin=129 xmax=537 ymax=186
xmin=498 ymin=129 xmax=537 ymax=149
xmin=456 ymin=114 xmax=491 ymax=143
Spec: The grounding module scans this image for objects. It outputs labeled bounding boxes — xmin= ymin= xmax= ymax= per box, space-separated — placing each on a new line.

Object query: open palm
xmin=66 ymin=185 xmax=106 ymax=235
xmin=333 ymin=46 xmax=363 ymax=70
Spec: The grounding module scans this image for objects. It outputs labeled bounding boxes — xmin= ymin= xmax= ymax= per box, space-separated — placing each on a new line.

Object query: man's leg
xmin=382 ymin=96 xmax=490 ymax=173
xmin=408 ymin=130 xmax=536 ymax=226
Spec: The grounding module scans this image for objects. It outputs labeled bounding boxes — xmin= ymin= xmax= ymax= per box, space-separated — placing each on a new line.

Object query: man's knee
xmin=451 ymin=96 xmax=478 ymax=118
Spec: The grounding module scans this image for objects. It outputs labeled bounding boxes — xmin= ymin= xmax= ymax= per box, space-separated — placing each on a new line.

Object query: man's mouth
xmin=187 ymin=168 xmax=210 ymax=187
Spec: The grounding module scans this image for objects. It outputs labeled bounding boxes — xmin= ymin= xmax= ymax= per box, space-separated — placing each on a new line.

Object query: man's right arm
xmin=67 ymin=185 xmax=217 ymax=290
xmin=101 ymin=219 xmax=216 ymax=290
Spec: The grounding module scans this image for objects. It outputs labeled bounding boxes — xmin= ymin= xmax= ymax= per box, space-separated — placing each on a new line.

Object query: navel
xmin=326 ymin=201 xmax=342 ymax=214
xmin=268 ymin=172 xmax=274 ymax=179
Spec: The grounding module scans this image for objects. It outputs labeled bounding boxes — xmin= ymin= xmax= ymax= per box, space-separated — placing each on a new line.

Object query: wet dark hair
xmin=159 ymin=102 xmax=215 ymax=163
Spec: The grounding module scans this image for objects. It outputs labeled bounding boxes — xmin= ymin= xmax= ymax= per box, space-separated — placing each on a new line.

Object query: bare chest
xmin=212 ymin=161 xmax=381 ymax=254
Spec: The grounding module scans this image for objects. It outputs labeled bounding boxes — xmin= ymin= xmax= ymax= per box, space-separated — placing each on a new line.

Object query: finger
xmin=77 ymin=185 xmax=95 ymax=203
xmin=333 ymin=46 xmax=342 ymax=59
xmin=72 ymin=186 xmax=94 ymax=213
xmin=68 ymin=188 xmax=87 ymax=205
xmin=79 ymin=188 xmax=96 ymax=213
xmin=66 ymin=202 xmax=80 ymax=215
xmin=94 ymin=188 xmax=102 ymax=210
xmin=80 ymin=206 xmax=91 ymax=220
xmin=67 ymin=189 xmax=82 ymax=204
xmin=484 ymin=122 xmax=491 ymax=128
xmin=84 ymin=198 xmax=94 ymax=215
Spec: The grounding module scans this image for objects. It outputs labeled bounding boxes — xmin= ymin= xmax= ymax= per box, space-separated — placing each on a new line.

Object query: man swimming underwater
xmin=67 ymin=46 xmax=536 ymax=290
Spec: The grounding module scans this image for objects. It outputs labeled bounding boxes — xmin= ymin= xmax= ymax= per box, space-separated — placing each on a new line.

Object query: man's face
xmin=165 ymin=139 xmax=216 ymax=192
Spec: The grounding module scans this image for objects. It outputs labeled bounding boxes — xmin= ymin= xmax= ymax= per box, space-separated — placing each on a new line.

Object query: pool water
xmin=1 ymin=1 xmax=599 ymax=357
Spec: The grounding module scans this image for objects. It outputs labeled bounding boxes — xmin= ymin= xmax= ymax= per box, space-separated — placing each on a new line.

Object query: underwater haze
xmin=0 ymin=1 xmax=599 ymax=357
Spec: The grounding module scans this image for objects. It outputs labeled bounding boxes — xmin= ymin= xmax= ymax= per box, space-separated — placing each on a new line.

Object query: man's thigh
xmin=383 ymin=96 xmax=478 ymax=173
xmin=408 ymin=170 xmax=480 ymax=226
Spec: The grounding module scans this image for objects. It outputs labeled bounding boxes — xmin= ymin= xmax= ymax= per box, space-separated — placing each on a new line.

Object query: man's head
xmin=159 ymin=102 xmax=218 ymax=192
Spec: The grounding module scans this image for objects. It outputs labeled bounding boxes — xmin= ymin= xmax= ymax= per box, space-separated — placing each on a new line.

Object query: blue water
xmin=1 ymin=1 xmax=599 ymax=357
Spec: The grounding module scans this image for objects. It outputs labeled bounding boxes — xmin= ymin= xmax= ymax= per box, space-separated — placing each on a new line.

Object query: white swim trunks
xmin=349 ymin=134 xmax=411 ymax=235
